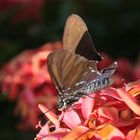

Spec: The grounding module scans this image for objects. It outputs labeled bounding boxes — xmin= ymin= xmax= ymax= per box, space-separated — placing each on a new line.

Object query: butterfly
xmin=47 ymin=14 xmax=117 ymax=111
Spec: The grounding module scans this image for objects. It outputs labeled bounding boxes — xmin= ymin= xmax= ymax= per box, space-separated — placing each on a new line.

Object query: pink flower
xmin=0 ymin=41 xmax=62 ymax=130
xmin=35 ymin=80 xmax=140 ymax=140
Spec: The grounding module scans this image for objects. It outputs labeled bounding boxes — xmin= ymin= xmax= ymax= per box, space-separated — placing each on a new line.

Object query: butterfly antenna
xmin=38 ymin=106 xmax=57 ymax=119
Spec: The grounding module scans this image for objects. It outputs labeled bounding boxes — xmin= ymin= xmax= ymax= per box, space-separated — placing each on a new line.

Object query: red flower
xmin=0 ymin=41 xmax=62 ymax=130
xmin=35 ymin=80 xmax=140 ymax=140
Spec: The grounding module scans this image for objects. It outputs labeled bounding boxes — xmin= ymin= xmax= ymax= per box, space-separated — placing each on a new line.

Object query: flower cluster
xmin=0 ymin=41 xmax=139 ymax=133
xmin=0 ymin=42 xmax=62 ymax=130
xmin=35 ymin=80 xmax=140 ymax=140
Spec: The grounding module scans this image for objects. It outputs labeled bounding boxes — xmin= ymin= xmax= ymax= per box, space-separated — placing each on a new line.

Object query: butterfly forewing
xmin=47 ymin=49 xmax=97 ymax=94
xmin=63 ymin=14 xmax=102 ymax=61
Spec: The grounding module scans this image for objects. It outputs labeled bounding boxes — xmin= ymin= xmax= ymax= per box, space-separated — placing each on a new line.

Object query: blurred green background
xmin=0 ymin=0 xmax=140 ymax=139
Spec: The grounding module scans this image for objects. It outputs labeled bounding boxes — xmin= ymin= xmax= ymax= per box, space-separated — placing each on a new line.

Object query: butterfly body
xmin=76 ymin=77 xmax=111 ymax=94
xmin=57 ymin=73 xmax=113 ymax=111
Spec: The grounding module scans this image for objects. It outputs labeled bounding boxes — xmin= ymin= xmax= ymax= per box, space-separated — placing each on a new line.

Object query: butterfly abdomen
xmin=82 ymin=77 xmax=113 ymax=93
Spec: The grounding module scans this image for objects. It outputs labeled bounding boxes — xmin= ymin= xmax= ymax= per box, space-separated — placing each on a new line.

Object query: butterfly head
xmin=57 ymin=91 xmax=80 ymax=111
xmin=57 ymin=98 xmax=66 ymax=111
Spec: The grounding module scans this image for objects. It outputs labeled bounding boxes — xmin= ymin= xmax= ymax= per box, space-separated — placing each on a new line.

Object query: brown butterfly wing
xmin=63 ymin=14 xmax=102 ymax=61
xmin=47 ymin=49 xmax=97 ymax=93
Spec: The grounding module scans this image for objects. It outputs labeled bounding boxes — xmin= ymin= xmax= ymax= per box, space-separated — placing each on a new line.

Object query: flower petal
xmin=36 ymin=123 xmax=49 ymax=139
xmin=98 ymin=107 xmax=120 ymax=122
xmin=63 ymin=110 xmax=81 ymax=129
xmin=81 ymin=96 xmax=94 ymax=119
xmin=96 ymin=123 xmax=125 ymax=139
xmin=62 ymin=126 xmax=89 ymax=140
xmin=76 ymin=129 xmax=95 ymax=140
xmin=101 ymin=87 xmax=122 ymax=100
xmin=38 ymin=104 xmax=59 ymax=127
xmin=126 ymin=80 xmax=140 ymax=97
xmin=117 ymin=89 xmax=140 ymax=116
xmin=43 ymin=128 xmax=70 ymax=140
xmin=126 ymin=125 xmax=140 ymax=140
